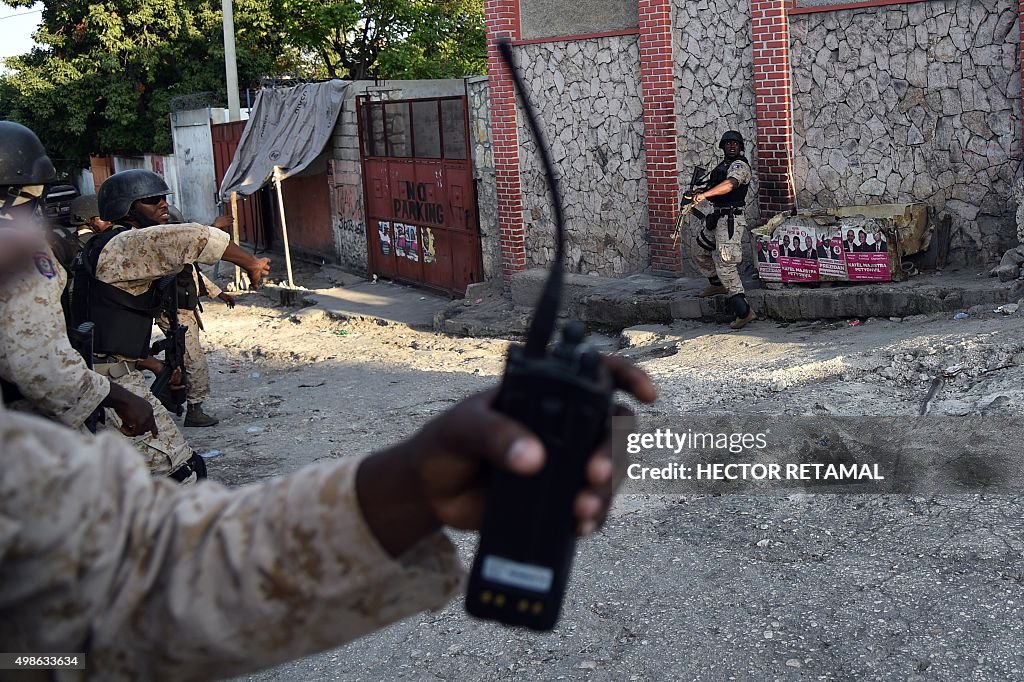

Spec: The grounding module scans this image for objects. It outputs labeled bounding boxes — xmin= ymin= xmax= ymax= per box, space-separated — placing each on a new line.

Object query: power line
xmin=0 ymin=8 xmax=43 ymax=21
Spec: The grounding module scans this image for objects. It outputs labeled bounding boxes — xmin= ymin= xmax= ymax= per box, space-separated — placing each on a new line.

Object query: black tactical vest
xmin=708 ymin=156 xmax=751 ymax=208
xmin=73 ymin=225 xmax=164 ymax=359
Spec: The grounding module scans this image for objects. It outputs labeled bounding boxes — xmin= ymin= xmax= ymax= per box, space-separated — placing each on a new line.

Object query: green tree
xmin=275 ymin=0 xmax=486 ymax=80
xmin=0 ymin=0 xmax=289 ymax=171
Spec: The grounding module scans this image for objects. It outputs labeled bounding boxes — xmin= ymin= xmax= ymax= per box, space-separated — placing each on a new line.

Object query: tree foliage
xmin=277 ymin=0 xmax=486 ymax=80
xmin=0 ymin=0 xmax=486 ymax=170
xmin=0 ymin=0 xmax=289 ymax=169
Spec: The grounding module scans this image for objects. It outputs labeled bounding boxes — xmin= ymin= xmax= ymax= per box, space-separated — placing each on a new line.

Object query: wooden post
xmin=230 ymin=191 xmax=242 ymax=289
xmin=272 ymin=166 xmax=295 ymax=288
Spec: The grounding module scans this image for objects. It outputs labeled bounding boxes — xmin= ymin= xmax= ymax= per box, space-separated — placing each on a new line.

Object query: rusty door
xmin=357 ymin=95 xmax=482 ymax=295
xmin=212 ymin=120 xmax=269 ymax=250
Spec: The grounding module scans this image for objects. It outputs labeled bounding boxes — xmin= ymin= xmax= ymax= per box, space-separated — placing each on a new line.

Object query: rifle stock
xmin=152 ymin=277 xmax=189 ymax=416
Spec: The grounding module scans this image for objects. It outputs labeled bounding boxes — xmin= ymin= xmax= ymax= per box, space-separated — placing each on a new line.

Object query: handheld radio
xmin=464 ymin=40 xmax=615 ymax=631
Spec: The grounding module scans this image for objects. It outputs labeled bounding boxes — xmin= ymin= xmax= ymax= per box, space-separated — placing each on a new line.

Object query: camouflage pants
xmin=92 ymin=360 xmax=196 ymax=482
xmin=692 ymin=211 xmax=747 ymax=296
xmin=157 ymin=308 xmax=210 ymax=405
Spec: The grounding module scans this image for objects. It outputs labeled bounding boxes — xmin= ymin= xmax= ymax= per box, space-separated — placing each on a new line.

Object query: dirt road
xmin=183 ymin=288 xmax=1024 ymax=681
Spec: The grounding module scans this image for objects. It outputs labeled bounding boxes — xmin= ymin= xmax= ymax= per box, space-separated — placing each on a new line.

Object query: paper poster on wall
xmin=394 ymin=222 xmax=408 ymax=257
xmin=378 ymin=221 xmax=392 ymax=256
xmin=403 ymin=224 xmax=420 ymax=261
xmin=422 ymin=228 xmax=436 ymax=264
xmin=816 ymin=226 xmax=847 ymax=280
xmin=842 ymin=219 xmax=891 ymax=282
xmin=753 ymin=230 xmax=781 ymax=283
xmin=778 ymin=224 xmax=820 ymax=283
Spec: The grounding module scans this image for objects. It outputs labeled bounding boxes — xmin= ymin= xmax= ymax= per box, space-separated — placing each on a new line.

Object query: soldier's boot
xmin=184 ymin=402 xmax=220 ymax=427
xmin=728 ymin=294 xmax=757 ymax=330
xmin=699 ymin=277 xmax=729 ymax=298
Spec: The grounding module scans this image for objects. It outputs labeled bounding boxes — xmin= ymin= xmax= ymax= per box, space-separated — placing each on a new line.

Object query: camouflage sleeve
xmin=95 ymin=224 xmax=232 ymax=295
xmin=0 ymin=410 xmax=463 ymax=681
xmin=0 ymin=255 xmax=109 ymax=426
xmin=198 ymin=270 xmax=223 ymax=299
xmin=727 ymin=160 xmax=752 ymax=187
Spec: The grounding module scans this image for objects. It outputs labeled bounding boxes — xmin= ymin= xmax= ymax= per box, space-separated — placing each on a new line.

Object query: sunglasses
xmin=138 ymin=195 xmax=167 ymax=206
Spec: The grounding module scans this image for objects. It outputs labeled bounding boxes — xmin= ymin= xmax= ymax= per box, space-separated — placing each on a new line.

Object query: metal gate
xmin=357 ymin=95 xmax=482 ymax=295
xmin=212 ymin=120 xmax=270 ymax=250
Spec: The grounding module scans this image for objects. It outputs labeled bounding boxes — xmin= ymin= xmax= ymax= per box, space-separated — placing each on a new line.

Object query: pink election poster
xmin=841 ymin=225 xmax=891 ymax=282
xmin=778 ymin=224 xmax=820 ymax=283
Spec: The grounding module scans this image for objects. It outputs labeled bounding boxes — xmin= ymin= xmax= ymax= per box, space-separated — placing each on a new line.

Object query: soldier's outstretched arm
xmin=94 ymin=224 xmax=271 ymax=294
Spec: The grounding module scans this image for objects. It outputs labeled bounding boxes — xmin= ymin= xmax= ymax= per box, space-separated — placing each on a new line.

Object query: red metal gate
xmin=357 ymin=95 xmax=482 ymax=295
xmin=212 ymin=120 xmax=269 ymax=250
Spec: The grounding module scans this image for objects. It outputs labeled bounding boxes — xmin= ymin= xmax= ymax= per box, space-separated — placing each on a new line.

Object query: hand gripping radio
xmin=465 ymin=40 xmax=615 ymax=631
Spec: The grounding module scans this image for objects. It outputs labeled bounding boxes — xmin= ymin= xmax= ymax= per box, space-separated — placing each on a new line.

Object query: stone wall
xmin=791 ymin=0 xmax=1023 ymax=262
xmin=516 ymin=36 xmax=649 ymax=276
xmin=467 ymin=76 xmax=502 ymax=282
xmin=673 ymin=0 xmax=758 ymax=271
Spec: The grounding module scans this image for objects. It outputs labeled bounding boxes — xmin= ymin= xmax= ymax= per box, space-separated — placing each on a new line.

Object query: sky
xmin=0 ymin=2 xmax=42 ymax=72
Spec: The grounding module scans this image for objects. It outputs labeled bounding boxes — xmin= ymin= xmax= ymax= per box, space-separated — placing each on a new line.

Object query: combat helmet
xmin=719 ymin=130 xmax=745 ymax=150
xmin=70 ymin=194 xmax=101 ymax=224
xmin=0 ymin=121 xmax=57 ymax=186
xmin=97 ymin=169 xmax=170 ymax=221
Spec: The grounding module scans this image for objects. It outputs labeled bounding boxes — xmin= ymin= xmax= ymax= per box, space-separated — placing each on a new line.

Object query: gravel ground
xmin=178 ymin=281 xmax=1024 ymax=682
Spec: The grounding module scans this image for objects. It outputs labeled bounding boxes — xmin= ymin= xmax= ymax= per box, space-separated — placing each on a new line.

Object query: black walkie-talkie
xmin=465 ymin=40 xmax=615 ymax=631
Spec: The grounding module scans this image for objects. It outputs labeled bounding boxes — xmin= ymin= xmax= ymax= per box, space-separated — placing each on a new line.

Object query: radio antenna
xmin=496 ymin=39 xmax=565 ymax=358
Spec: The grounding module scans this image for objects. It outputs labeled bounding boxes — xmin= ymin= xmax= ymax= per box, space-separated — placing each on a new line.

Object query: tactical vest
xmin=176 ymin=264 xmax=208 ymax=312
xmin=708 ymin=156 xmax=750 ymax=209
xmin=73 ymin=225 xmax=164 ymax=359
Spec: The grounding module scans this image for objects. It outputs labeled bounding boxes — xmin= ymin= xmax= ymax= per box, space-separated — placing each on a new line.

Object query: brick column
xmin=751 ymin=0 xmax=797 ymax=216
xmin=484 ymin=0 xmax=526 ymax=287
xmin=638 ymin=0 xmax=680 ymax=275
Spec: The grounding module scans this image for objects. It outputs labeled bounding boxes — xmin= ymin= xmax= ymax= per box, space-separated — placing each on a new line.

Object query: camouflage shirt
xmin=0 ymin=246 xmax=109 ymax=426
xmin=95 ymin=224 xmax=231 ymax=296
xmin=0 ymin=407 xmax=463 ymax=680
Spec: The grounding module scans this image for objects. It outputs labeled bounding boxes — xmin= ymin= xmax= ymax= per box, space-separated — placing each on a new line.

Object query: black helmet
xmin=719 ymin=130 xmax=745 ymax=150
xmin=70 ymin=194 xmax=100 ymax=224
xmin=167 ymin=204 xmax=184 ymax=223
xmin=98 ymin=169 xmax=170 ymax=221
xmin=0 ymin=121 xmax=57 ymax=185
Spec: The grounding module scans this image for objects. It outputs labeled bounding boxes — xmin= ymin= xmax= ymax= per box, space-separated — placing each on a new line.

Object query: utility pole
xmin=222 ymin=0 xmax=241 ymax=121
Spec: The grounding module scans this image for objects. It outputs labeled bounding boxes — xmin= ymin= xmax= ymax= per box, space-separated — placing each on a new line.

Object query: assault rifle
xmin=151 ymin=276 xmax=189 ymax=416
xmin=68 ymin=321 xmax=104 ymax=434
xmin=670 ymin=164 xmax=712 ymax=245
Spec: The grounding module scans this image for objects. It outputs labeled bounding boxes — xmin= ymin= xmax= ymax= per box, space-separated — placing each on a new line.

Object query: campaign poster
xmin=816 ymin=226 xmax=848 ymax=280
xmin=378 ymin=221 xmax=392 ymax=256
xmin=778 ymin=224 xmax=820 ymax=283
xmin=754 ymin=231 xmax=781 ymax=282
xmin=394 ymin=222 xmax=408 ymax=257
xmin=403 ymin=224 xmax=420 ymax=262
xmin=842 ymin=221 xmax=891 ymax=282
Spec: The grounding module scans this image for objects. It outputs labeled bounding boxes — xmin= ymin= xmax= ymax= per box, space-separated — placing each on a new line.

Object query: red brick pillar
xmin=638 ymin=0 xmax=681 ymax=275
xmin=751 ymin=0 xmax=797 ymax=216
xmin=484 ymin=0 xmax=526 ymax=287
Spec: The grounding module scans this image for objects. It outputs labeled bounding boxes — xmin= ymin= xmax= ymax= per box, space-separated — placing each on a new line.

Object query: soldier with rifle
xmin=0 ymin=121 xmax=157 ymax=437
xmin=71 ymin=169 xmax=271 ymax=483
xmin=685 ymin=130 xmax=757 ymax=330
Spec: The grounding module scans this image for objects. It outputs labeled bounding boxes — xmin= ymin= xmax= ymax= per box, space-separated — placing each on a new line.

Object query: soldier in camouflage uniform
xmin=0 ymin=228 xmax=657 ymax=677
xmin=69 ymin=169 xmax=271 ymax=482
xmin=689 ymin=130 xmax=757 ymax=330
xmin=0 ymin=121 xmax=158 ymax=439
xmin=156 ymin=206 xmax=238 ymax=427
